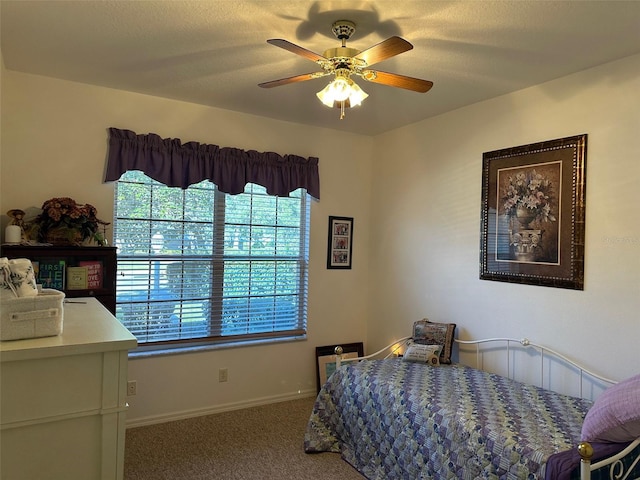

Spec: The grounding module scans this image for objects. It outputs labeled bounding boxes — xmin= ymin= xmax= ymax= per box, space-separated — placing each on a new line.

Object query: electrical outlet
xmin=127 ymin=380 xmax=137 ymax=396
xmin=218 ymin=368 xmax=228 ymax=383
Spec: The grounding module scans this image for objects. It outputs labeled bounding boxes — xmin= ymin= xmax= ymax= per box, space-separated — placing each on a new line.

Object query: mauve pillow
xmin=581 ymin=373 xmax=640 ymax=443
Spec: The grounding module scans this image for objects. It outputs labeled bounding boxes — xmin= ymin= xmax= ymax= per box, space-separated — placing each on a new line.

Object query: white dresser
xmin=1 ymin=298 xmax=137 ymax=480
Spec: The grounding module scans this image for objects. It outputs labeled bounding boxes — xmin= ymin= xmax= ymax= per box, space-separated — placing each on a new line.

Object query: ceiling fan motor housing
xmin=322 ymin=47 xmax=360 ymax=59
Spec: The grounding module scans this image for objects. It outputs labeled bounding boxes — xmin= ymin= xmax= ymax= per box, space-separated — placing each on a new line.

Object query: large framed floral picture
xmin=480 ymin=134 xmax=587 ymax=290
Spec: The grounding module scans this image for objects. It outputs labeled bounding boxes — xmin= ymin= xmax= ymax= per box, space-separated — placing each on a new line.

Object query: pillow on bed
xmin=403 ymin=343 xmax=441 ymax=365
xmin=581 ymin=372 xmax=640 ymax=443
xmin=412 ymin=319 xmax=456 ymax=364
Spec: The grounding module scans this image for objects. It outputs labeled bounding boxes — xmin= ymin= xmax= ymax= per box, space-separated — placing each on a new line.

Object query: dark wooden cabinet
xmin=1 ymin=245 xmax=117 ymax=314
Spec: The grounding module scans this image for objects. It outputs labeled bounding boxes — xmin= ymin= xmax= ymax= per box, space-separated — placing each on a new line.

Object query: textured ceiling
xmin=2 ymin=0 xmax=640 ymax=136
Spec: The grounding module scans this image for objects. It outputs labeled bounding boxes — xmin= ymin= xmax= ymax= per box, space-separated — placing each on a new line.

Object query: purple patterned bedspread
xmin=304 ymin=359 xmax=593 ymax=479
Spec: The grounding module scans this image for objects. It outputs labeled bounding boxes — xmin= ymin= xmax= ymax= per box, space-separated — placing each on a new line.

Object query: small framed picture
xmin=327 ymin=216 xmax=353 ymax=269
xmin=315 ymin=342 xmax=364 ymax=392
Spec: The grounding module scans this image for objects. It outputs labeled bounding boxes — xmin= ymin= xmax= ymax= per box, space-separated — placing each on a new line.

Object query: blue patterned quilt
xmin=304 ymin=359 xmax=593 ymax=479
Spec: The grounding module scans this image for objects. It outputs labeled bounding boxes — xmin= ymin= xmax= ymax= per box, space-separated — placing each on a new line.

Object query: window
xmin=113 ymin=170 xmax=309 ymax=349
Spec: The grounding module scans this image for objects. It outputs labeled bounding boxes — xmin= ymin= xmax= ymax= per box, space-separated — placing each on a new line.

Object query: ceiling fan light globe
xmin=316 ymin=78 xmax=351 ymax=106
xmin=348 ymin=81 xmax=368 ymax=106
xmin=330 ymin=77 xmax=351 ymax=101
xmin=316 ymin=83 xmax=337 ymax=107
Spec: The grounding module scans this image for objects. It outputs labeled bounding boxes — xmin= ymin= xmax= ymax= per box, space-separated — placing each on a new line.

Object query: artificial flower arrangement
xmin=501 ymin=170 xmax=556 ymax=224
xmin=26 ymin=197 xmax=110 ymax=246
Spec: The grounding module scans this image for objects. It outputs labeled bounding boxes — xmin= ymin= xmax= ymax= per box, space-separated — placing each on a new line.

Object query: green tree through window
xmin=113 ymin=171 xmax=309 ymax=349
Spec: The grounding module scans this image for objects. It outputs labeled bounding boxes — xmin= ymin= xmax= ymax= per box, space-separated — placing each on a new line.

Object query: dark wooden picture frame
xmin=326 ymin=216 xmax=354 ymax=269
xmin=480 ymin=134 xmax=587 ymax=290
xmin=315 ymin=342 xmax=364 ymax=392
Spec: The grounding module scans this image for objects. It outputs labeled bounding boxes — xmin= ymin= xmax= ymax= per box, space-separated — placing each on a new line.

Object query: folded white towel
xmin=0 ymin=257 xmax=18 ymax=297
xmin=8 ymin=258 xmax=39 ymax=297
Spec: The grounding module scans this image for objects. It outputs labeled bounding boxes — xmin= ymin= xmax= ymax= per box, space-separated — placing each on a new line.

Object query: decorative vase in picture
xmin=510 ymin=209 xmax=543 ymax=262
xmin=515 ymin=206 xmax=536 ymax=230
xmin=28 ymin=197 xmax=110 ymax=246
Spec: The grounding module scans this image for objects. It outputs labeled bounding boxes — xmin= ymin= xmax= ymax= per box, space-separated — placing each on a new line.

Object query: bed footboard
xmin=579 ymin=438 xmax=640 ymax=480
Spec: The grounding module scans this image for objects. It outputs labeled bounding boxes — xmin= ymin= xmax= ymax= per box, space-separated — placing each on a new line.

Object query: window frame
xmin=113 ymin=172 xmax=310 ymax=354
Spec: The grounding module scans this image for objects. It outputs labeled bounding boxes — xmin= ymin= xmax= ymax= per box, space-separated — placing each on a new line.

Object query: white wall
xmin=0 ymin=68 xmax=373 ymax=425
xmin=368 ymin=54 xmax=640 ymax=381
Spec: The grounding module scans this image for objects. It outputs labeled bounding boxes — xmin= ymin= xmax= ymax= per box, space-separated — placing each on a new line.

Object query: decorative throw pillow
xmin=581 ymin=372 xmax=640 ymax=443
xmin=412 ymin=319 xmax=456 ymax=364
xmin=403 ymin=343 xmax=441 ymax=366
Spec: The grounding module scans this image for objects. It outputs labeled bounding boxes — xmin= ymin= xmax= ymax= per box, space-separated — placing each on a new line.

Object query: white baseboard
xmin=125 ymin=388 xmax=318 ymax=428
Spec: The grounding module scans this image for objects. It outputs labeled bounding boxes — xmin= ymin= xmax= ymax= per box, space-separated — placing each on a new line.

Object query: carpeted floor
xmin=124 ymin=396 xmax=365 ymax=480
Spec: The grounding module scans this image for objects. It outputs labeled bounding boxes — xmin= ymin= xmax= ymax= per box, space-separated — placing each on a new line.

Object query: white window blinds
xmin=113 ymin=170 xmax=309 ymax=348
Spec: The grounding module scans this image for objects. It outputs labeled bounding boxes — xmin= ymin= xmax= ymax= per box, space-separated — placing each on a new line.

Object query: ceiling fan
xmin=259 ymin=20 xmax=433 ymax=119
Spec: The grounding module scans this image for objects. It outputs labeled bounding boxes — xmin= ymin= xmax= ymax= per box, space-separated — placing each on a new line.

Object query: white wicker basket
xmin=1 ymin=289 xmax=65 ymax=341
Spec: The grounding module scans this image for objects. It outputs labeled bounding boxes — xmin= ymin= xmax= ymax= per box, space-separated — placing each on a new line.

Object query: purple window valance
xmin=104 ymin=128 xmax=320 ymax=199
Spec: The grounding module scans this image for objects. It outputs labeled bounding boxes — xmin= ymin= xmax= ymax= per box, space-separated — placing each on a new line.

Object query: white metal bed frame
xmin=333 ymin=336 xmax=640 ymax=480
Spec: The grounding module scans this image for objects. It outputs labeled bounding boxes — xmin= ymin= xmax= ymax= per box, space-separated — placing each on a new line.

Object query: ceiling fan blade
xmin=354 ymin=36 xmax=413 ymax=67
xmin=363 ymin=70 xmax=433 ymax=93
xmin=258 ymin=72 xmax=326 ymax=88
xmin=266 ymin=39 xmax=326 ymax=63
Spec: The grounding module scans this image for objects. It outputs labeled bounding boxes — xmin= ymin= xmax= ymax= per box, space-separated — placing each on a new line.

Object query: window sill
xmin=128 ymin=334 xmax=307 ymax=359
